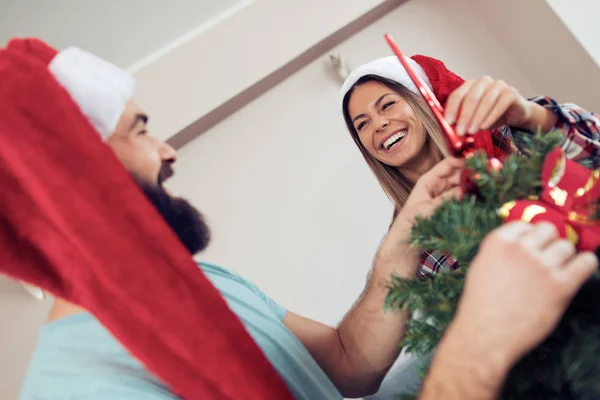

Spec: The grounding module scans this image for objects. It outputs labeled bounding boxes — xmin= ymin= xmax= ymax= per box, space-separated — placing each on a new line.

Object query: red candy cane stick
xmin=384 ymin=33 xmax=503 ymax=175
xmin=384 ymin=33 xmax=475 ymax=158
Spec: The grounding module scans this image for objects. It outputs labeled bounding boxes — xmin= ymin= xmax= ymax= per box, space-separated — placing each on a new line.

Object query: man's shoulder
xmin=196 ymin=261 xmax=260 ymax=291
xmin=19 ymin=314 xmax=177 ymax=400
xmin=197 ymin=260 xmax=239 ymax=278
xmin=20 ymin=262 xmax=282 ymax=400
xmin=197 ymin=261 xmax=287 ymax=322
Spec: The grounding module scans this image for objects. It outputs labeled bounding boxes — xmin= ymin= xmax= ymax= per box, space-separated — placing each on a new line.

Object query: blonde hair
xmin=342 ymin=75 xmax=450 ymax=214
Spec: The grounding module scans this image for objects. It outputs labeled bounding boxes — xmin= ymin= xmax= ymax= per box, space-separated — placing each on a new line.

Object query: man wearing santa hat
xmin=5 ymin=39 xmax=596 ymax=400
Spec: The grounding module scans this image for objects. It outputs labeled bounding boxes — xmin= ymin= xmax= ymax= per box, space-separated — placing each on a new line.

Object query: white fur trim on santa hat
xmin=48 ymin=47 xmax=136 ymax=138
xmin=340 ymin=55 xmax=432 ymax=106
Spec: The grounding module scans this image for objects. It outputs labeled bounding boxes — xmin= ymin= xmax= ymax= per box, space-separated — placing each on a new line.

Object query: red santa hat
xmin=0 ymin=38 xmax=292 ymax=400
xmin=340 ymin=55 xmax=504 ymax=158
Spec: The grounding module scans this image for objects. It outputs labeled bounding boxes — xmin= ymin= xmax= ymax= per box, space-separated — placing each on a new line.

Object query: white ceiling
xmin=0 ymin=0 xmax=251 ymax=68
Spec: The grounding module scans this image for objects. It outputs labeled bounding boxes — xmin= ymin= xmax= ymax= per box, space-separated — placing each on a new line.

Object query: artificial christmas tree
xmin=387 ymin=130 xmax=600 ymax=399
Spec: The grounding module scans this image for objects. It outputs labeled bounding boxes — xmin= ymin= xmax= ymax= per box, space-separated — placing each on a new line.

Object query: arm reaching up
xmin=284 ymin=157 xmax=465 ymax=397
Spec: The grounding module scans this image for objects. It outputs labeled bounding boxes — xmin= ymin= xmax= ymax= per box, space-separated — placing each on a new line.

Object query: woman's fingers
xmin=481 ymin=89 xmax=518 ymax=130
xmin=467 ymin=80 xmax=505 ymax=134
xmin=454 ymin=77 xmax=494 ymax=135
xmin=446 ymin=76 xmax=495 ymax=136
xmin=433 ymin=186 xmax=463 ymax=206
xmin=423 ymin=157 xmax=465 ymax=181
xmin=445 ymin=76 xmax=526 ymax=135
xmin=444 ymin=80 xmax=473 ymax=128
xmin=414 ymin=157 xmax=464 ymax=200
xmin=410 ymin=186 xmax=463 ymax=221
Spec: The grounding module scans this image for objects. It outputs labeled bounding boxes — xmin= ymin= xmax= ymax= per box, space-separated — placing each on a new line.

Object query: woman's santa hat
xmin=340 ymin=54 xmax=506 ymax=158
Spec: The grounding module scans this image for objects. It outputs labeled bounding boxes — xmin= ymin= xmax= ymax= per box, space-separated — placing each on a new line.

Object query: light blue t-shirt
xmin=20 ymin=262 xmax=343 ymax=400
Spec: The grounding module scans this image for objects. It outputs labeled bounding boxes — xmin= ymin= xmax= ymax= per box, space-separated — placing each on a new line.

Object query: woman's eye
xmin=356 ymin=121 xmax=367 ymax=131
xmin=382 ymin=101 xmax=395 ymax=111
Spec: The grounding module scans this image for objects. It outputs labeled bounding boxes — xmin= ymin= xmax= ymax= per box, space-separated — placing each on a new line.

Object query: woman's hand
xmin=386 ymin=157 xmax=465 ymax=250
xmin=443 ymin=76 xmax=557 ymax=135
xmin=377 ymin=157 xmax=465 ymax=278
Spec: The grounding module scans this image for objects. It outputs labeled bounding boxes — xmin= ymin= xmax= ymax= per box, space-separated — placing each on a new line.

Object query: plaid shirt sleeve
xmin=418 ymin=96 xmax=600 ymax=278
xmin=492 ymin=96 xmax=600 ymax=168
xmin=418 ymin=250 xmax=460 ymax=280
xmin=529 ymin=96 xmax=600 ymax=169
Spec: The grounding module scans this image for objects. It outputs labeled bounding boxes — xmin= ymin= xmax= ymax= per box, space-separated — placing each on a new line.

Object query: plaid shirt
xmin=418 ymin=96 xmax=600 ymax=278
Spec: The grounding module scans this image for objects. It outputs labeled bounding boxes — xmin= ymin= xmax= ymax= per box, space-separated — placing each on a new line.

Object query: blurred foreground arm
xmin=420 ymin=222 xmax=598 ymax=399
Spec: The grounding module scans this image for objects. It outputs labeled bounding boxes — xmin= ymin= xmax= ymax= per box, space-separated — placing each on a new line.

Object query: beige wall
xmin=0 ymin=278 xmax=52 ymax=400
xmin=468 ymin=0 xmax=600 ymax=112
xmin=547 ymin=0 xmax=600 ymax=67
xmin=132 ymin=0 xmax=395 ymax=142
xmin=0 ymin=0 xmax=250 ymax=69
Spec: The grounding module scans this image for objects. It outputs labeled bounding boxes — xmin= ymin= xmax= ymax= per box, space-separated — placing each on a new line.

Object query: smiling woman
xmin=344 ymin=74 xmax=447 ymax=195
xmin=340 ymin=56 xmax=513 ymax=211
xmin=339 ymin=53 xmax=600 ymax=400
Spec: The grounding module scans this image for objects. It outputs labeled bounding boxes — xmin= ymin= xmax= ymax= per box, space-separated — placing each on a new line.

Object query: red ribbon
xmin=499 ymin=147 xmax=600 ymax=252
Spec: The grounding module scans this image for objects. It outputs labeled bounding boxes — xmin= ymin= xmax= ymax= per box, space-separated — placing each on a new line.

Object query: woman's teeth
xmin=383 ymin=130 xmax=407 ymax=150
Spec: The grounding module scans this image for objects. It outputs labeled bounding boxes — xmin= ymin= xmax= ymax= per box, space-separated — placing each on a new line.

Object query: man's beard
xmin=137 ymin=163 xmax=211 ymax=255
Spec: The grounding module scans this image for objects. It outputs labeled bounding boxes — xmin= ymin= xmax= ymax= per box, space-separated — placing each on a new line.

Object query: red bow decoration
xmin=499 ymin=147 xmax=600 ymax=252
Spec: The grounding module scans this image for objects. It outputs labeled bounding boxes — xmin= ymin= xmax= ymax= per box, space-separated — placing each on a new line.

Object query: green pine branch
xmin=409 ymin=197 xmax=502 ymax=264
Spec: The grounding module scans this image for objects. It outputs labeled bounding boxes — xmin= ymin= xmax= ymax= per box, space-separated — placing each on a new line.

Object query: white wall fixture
xmin=21 ymin=283 xmax=45 ymax=301
xmin=328 ymin=53 xmax=351 ymax=83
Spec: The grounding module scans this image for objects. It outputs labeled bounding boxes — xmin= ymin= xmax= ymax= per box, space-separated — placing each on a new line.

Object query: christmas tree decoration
xmin=386 ymin=130 xmax=600 ymax=399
